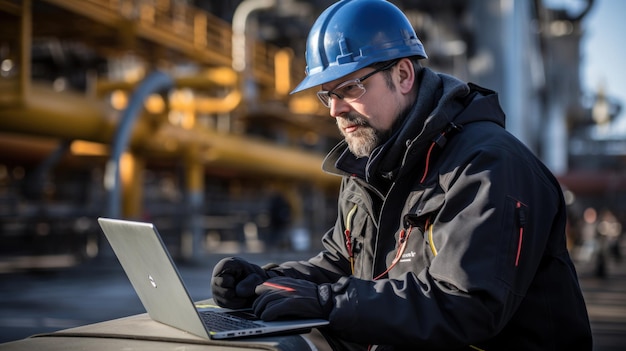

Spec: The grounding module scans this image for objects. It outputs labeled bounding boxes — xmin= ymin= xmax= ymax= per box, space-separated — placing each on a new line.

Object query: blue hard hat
xmin=291 ymin=0 xmax=427 ymax=94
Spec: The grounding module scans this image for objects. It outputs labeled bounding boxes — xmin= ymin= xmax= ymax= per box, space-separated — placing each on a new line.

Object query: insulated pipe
xmin=182 ymin=144 xmax=205 ymax=261
xmin=232 ymin=0 xmax=276 ymax=72
xmin=232 ymin=0 xmax=276 ymax=111
xmin=105 ymin=71 xmax=174 ymax=218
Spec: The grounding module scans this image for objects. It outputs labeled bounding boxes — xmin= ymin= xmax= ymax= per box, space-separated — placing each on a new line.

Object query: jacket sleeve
xmin=325 ymin=136 xmax=564 ymax=348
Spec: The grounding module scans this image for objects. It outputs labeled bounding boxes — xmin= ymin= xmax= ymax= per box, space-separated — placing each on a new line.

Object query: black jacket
xmin=272 ymin=68 xmax=592 ymax=350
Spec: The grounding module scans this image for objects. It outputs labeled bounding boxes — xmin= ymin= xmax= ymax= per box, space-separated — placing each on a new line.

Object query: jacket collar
xmin=322 ymin=68 xmax=506 ymax=184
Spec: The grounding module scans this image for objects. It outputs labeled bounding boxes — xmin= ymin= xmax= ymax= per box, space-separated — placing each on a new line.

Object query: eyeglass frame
xmin=316 ymin=60 xmax=399 ymax=108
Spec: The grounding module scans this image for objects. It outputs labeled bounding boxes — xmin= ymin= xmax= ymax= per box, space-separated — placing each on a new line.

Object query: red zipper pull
xmin=344 ymin=229 xmax=353 ymax=257
xmin=398 ymin=229 xmax=407 ymax=246
xmin=515 ymin=201 xmax=526 ymax=267
xmin=345 ymin=229 xmax=355 ymax=274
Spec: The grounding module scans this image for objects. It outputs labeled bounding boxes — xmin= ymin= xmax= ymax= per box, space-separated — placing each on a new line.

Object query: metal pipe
xmin=105 ymin=71 xmax=174 ymax=218
xmin=0 ymin=88 xmax=338 ymax=187
xmin=232 ymin=0 xmax=276 ymax=72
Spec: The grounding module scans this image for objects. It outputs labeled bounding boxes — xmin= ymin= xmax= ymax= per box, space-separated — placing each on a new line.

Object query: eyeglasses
xmin=316 ymin=60 xmax=399 ymax=108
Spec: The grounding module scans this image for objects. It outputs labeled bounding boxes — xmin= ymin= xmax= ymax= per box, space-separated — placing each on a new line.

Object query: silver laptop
xmin=97 ymin=217 xmax=328 ymax=340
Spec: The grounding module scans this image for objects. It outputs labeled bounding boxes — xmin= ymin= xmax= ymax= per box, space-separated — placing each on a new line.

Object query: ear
xmin=395 ymin=58 xmax=415 ymax=95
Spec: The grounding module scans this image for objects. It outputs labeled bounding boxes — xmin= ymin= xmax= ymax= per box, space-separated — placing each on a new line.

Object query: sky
xmin=580 ymin=0 xmax=626 ymax=132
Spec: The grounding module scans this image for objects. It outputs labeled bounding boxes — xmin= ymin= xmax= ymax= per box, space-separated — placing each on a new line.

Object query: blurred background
xmin=0 ymin=0 xmax=625 ymax=347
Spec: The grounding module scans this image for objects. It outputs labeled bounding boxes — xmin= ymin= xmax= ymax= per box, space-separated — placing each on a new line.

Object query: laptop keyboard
xmin=199 ymin=311 xmax=262 ymax=332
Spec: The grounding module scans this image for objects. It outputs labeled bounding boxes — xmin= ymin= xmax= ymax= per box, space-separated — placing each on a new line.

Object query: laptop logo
xmin=149 ymin=275 xmax=157 ymax=288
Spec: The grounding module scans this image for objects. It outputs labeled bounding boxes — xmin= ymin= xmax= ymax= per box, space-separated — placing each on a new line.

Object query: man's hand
xmin=253 ymin=277 xmax=333 ymax=321
xmin=211 ymin=257 xmax=275 ymax=309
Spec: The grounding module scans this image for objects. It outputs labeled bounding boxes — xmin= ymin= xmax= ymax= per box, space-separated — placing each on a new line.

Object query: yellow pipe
xmin=121 ymin=153 xmax=145 ymax=218
xmin=274 ymin=48 xmax=293 ymax=95
xmin=0 ymin=83 xmax=156 ymax=145
xmin=195 ymin=90 xmax=242 ymax=114
xmin=184 ymin=144 xmax=205 ymax=193
xmin=0 ymin=85 xmax=338 ymax=187
xmin=20 ymin=0 xmax=32 ymax=99
xmin=149 ymin=124 xmax=339 ymax=187
xmin=96 ymin=67 xmax=239 ymax=96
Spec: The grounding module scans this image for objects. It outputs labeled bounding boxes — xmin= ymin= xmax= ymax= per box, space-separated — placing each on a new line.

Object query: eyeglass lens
xmin=317 ymin=81 xmax=365 ymax=108
xmin=316 ymin=60 xmax=398 ymax=108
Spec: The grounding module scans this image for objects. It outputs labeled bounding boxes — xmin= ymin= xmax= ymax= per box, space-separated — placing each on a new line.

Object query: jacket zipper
xmin=344 ymin=204 xmax=358 ymax=274
xmin=515 ymin=201 xmax=527 ymax=267
xmin=373 ymin=225 xmax=414 ymax=280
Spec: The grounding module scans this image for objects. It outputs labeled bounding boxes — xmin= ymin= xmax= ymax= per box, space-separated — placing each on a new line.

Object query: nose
xmin=329 ymin=97 xmax=350 ymax=118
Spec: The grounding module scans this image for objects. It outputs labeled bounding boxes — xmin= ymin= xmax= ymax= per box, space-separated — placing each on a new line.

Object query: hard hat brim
xmin=290 ymin=61 xmax=362 ymax=95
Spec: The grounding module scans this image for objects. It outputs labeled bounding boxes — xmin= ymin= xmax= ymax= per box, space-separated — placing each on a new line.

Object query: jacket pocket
xmin=401 ymin=186 xmax=446 ymax=271
xmin=340 ymin=195 xmax=374 ymax=277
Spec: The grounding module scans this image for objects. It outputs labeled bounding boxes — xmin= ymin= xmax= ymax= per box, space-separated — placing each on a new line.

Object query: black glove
xmin=211 ymin=257 xmax=276 ymax=309
xmin=252 ymin=277 xmax=333 ymax=321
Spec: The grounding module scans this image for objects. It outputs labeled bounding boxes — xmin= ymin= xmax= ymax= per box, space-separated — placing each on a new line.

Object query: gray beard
xmin=340 ymin=99 xmax=413 ymax=158
xmin=337 ymin=113 xmax=387 ymax=158
xmin=345 ymin=126 xmax=380 ymax=158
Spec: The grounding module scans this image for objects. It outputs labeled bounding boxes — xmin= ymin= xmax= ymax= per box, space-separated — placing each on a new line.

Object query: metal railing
xmin=65 ymin=0 xmax=305 ymax=93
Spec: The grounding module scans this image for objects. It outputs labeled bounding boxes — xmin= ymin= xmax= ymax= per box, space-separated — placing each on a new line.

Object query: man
xmin=211 ymin=0 xmax=592 ymax=350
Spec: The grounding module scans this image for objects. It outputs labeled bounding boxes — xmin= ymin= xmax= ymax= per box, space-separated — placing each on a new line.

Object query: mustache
xmin=337 ymin=113 xmax=370 ymax=128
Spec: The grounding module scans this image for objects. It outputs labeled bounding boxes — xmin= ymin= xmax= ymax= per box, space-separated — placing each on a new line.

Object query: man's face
xmin=320 ymin=65 xmax=405 ymax=158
